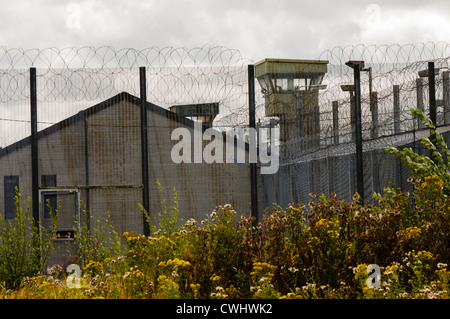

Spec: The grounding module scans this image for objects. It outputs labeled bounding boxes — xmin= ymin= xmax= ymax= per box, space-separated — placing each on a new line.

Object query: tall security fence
xmin=261 ymin=42 xmax=450 ymax=208
xmin=1 ymin=43 xmax=450 ymax=266
xmin=0 ymin=46 xmax=254 ymax=266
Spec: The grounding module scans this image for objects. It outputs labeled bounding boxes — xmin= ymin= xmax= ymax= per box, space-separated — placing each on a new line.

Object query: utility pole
xmin=346 ymin=61 xmax=365 ymax=203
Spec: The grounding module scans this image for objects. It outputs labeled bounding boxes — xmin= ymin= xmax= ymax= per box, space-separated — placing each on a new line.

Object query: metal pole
xmin=140 ymin=67 xmax=150 ymax=236
xmin=443 ymin=71 xmax=450 ymax=125
xmin=416 ymin=78 xmax=425 ymax=130
xmin=83 ymin=112 xmax=90 ymax=228
xmin=428 ymin=62 xmax=438 ymax=163
xmin=367 ymin=67 xmax=373 ymax=111
xmin=352 ymin=65 xmax=364 ymax=203
xmin=350 ymin=91 xmax=356 ymax=142
xmin=30 ymin=67 xmax=39 ymax=227
xmin=248 ymin=64 xmax=258 ymax=223
xmin=428 ymin=61 xmax=437 ymax=128
xmin=371 ymin=91 xmax=378 ymax=139
xmin=393 ymin=85 xmax=400 ymax=134
xmin=332 ymin=101 xmax=339 ymax=145
xmin=297 ymin=95 xmax=304 ymax=142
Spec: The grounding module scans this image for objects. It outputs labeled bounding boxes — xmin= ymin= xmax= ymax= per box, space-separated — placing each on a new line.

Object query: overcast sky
xmin=1 ymin=0 xmax=450 ymax=145
xmin=1 ymin=0 xmax=450 ymax=63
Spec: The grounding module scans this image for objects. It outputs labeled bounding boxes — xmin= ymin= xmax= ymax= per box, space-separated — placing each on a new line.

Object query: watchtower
xmin=255 ymin=59 xmax=328 ymax=148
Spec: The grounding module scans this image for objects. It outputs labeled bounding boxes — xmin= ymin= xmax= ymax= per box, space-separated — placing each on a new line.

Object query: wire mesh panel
xmin=257 ymin=42 xmax=450 ymax=208
xmin=2 ymin=43 xmax=450 ymax=267
xmin=0 ymin=46 xmax=256 ymax=244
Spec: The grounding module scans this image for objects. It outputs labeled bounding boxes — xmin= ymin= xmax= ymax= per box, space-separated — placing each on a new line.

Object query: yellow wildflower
xmin=405 ymin=226 xmax=421 ymax=238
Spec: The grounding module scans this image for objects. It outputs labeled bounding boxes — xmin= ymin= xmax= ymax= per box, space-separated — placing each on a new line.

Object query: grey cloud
xmin=0 ymin=0 xmax=449 ymax=62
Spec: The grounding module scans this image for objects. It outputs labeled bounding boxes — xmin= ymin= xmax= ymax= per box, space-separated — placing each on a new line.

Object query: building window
xmin=4 ymin=176 xmax=19 ymax=219
xmin=41 ymin=175 xmax=57 ymax=218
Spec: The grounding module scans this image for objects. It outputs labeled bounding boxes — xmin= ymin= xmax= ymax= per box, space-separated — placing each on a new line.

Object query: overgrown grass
xmin=0 ymin=188 xmax=59 ymax=289
xmin=0 ymin=109 xmax=449 ymax=299
xmin=1 ymin=181 xmax=448 ymax=299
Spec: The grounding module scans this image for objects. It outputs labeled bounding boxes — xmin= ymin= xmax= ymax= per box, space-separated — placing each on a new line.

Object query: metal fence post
xmin=346 ymin=61 xmax=364 ymax=203
xmin=248 ymin=64 xmax=258 ymax=224
xmin=332 ymin=101 xmax=339 ymax=145
xmin=393 ymin=85 xmax=400 ymax=134
xmin=140 ymin=67 xmax=150 ymax=236
xmin=372 ymin=150 xmax=380 ymax=195
xmin=371 ymin=91 xmax=380 ymax=195
xmin=394 ymin=82 xmax=403 ymax=191
xmin=83 ymin=112 xmax=90 ymax=228
xmin=429 ymin=62 xmax=437 ymax=128
xmin=30 ymin=67 xmax=39 ymax=227
xmin=428 ymin=62 xmax=438 ymax=163
xmin=416 ymin=78 xmax=425 ymax=130
xmin=371 ymin=91 xmax=378 ymax=139
xmin=443 ymin=71 xmax=450 ymax=124
xmin=327 ymin=156 xmax=334 ymax=196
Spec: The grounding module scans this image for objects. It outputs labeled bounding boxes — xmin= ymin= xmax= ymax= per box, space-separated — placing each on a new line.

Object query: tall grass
xmin=0 ymin=188 xmax=59 ymax=289
xmin=0 ymin=110 xmax=449 ymax=299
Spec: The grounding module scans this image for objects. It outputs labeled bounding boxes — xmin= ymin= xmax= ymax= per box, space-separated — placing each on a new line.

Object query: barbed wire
xmin=282 ymin=42 xmax=450 ymax=159
xmin=0 ymin=45 xmax=249 ymax=69
xmin=2 ymin=42 xmax=450 ymax=206
xmin=2 ymin=42 xmax=450 ymax=144
xmin=0 ymin=45 xmax=252 ymax=141
xmin=0 ymin=45 xmax=250 ymax=112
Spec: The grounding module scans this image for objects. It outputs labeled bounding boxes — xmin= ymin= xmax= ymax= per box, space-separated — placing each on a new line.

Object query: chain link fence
xmin=1 ymin=43 xmax=450 ymax=258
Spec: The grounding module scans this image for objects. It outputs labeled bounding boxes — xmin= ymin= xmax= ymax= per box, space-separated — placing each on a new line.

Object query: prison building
xmin=0 ymin=92 xmax=257 ymax=249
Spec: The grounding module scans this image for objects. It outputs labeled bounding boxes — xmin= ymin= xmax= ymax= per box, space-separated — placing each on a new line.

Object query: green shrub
xmin=0 ymin=188 xmax=59 ymax=289
xmin=387 ymin=107 xmax=450 ymax=195
xmin=1 ymin=109 xmax=449 ymax=298
xmin=73 ymin=209 xmax=123 ymax=269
